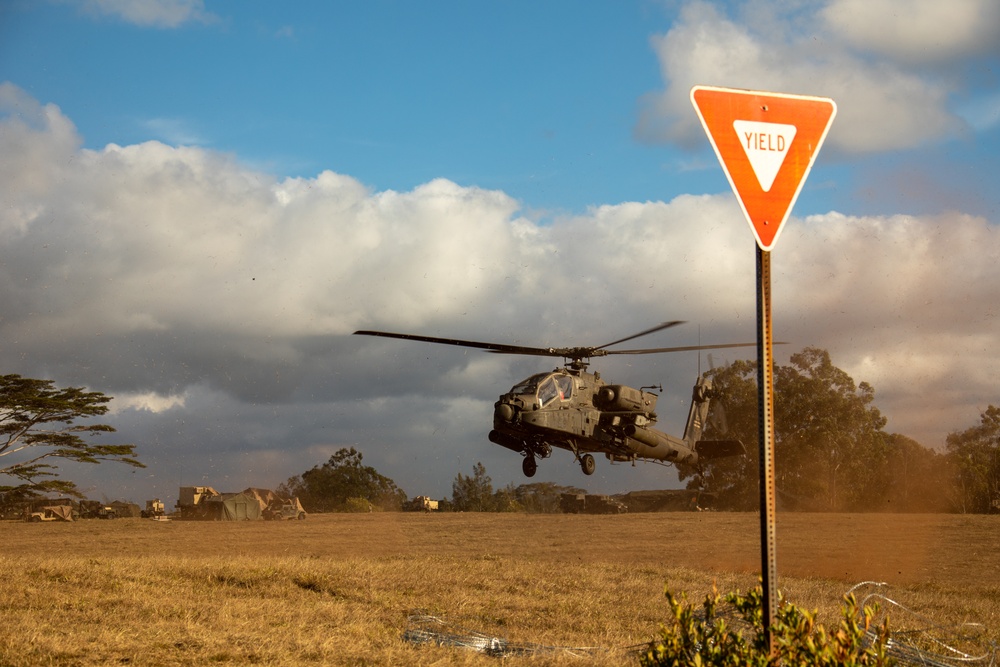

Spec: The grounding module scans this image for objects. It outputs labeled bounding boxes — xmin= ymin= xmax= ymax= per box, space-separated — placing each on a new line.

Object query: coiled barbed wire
xmin=402 ymin=584 xmax=998 ymax=665
xmin=402 ymin=612 xmax=608 ymax=658
xmin=848 ymin=582 xmax=997 ymax=667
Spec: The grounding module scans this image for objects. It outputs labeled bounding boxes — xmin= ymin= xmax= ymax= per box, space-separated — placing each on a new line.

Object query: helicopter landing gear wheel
xmin=522 ymin=456 xmax=537 ymax=477
xmin=580 ymin=453 xmax=596 ymax=476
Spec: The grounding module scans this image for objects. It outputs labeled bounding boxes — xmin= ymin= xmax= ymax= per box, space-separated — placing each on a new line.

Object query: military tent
xmin=111 ymin=500 xmax=142 ymax=518
xmin=211 ymin=492 xmax=263 ymax=521
xmin=243 ymin=487 xmax=279 ymax=507
xmin=36 ymin=505 xmax=75 ymax=521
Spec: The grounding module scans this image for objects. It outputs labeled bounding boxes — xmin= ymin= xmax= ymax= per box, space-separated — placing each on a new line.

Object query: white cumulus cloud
xmin=78 ymin=0 xmax=217 ymax=28
xmin=821 ymin=0 xmax=1000 ymax=64
xmin=636 ymin=0 xmax=969 ymax=154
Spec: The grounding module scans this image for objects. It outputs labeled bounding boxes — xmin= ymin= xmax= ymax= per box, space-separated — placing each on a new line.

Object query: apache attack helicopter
xmin=354 ymin=321 xmax=752 ymax=478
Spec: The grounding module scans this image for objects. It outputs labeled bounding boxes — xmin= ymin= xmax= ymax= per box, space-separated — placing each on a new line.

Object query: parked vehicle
xmin=26 ymin=505 xmax=74 ymax=522
xmin=404 ymin=496 xmax=440 ymax=512
xmin=263 ymin=498 xmax=307 ymax=520
xmin=141 ymin=499 xmax=165 ymax=518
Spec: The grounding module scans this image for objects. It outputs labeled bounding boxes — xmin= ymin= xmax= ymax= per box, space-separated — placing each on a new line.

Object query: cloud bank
xmin=1 ymin=80 xmax=997 ymax=504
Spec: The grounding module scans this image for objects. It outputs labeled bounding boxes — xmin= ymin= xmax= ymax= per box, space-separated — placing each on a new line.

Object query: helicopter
xmin=353 ymin=321 xmax=753 ymax=478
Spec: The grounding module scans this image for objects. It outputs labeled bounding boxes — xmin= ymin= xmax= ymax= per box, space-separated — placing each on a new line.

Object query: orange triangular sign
xmin=691 ymin=86 xmax=836 ymax=251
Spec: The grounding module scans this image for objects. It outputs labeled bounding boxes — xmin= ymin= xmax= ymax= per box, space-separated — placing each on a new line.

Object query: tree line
xmin=681 ymin=347 xmax=998 ymax=513
xmin=277 ymin=449 xmax=585 ymax=514
xmin=1 ymin=349 xmax=997 ymax=515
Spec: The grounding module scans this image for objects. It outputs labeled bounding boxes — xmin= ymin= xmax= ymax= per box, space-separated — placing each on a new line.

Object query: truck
xmin=141 ymin=499 xmax=166 ymax=518
xmin=26 ymin=505 xmax=75 ymax=522
xmin=404 ymin=496 xmax=440 ymax=512
xmin=263 ymin=497 xmax=307 ymax=520
xmin=175 ymin=486 xmax=220 ymax=520
xmin=559 ymin=493 xmax=627 ymax=514
xmin=78 ymin=500 xmax=118 ymax=519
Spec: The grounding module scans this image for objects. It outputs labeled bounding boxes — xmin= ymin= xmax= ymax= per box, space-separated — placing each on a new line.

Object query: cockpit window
xmin=538 ymin=377 xmax=559 ymax=406
xmin=538 ymin=374 xmax=573 ymax=407
xmin=511 ymin=373 xmax=546 ymax=395
xmin=554 ymin=374 xmax=573 ymax=400
xmin=511 ymin=372 xmax=573 ymax=406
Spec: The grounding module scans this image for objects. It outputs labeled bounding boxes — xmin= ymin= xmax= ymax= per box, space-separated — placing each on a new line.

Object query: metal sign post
xmin=756 ymin=245 xmax=778 ymax=652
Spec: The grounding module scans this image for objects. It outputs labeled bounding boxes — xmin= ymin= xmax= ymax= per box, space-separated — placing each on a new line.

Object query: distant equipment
xmin=262 ymin=497 xmax=307 ymax=521
xmin=25 ymin=505 xmax=74 ymax=522
xmin=354 ymin=321 xmax=749 ymax=477
xmin=404 ymin=496 xmax=440 ymax=512
xmin=559 ymin=493 xmax=627 ymax=514
xmin=175 ymin=486 xmax=219 ymax=519
xmin=176 ymin=486 xmax=306 ymax=521
xmin=141 ymin=499 xmax=166 ymax=518
xmin=79 ymin=499 xmax=117 ymax=519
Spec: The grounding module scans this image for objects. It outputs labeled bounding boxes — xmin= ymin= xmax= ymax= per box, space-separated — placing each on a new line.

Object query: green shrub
xmin=342 ymin=497 xmax=374 ymax=513
xmin=642 ymin=583 xmax=894 ymax=667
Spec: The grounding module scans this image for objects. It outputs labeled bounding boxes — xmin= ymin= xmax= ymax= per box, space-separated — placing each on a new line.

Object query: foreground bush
xmin=642 ymin=583 xmax=894 ymax=666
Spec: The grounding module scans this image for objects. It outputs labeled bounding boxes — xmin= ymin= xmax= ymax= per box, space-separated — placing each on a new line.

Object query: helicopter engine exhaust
xmin=595 ymin=385 xmax=657 ymax=413
xmin=623 ymin=425 xmax=696 ymax=464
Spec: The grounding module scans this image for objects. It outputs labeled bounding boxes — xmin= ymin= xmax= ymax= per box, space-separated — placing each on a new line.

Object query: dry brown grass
xmin=1 ymin=512 xmax=998 ymax=665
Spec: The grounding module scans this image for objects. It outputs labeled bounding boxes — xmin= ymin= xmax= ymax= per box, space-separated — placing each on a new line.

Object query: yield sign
xmin=691 ymin=86 xmax=836 ymax=251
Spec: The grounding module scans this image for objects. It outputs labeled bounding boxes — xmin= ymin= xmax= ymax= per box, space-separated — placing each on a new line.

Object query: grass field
xmin=2 ymin=512 xmax=999 ymax=665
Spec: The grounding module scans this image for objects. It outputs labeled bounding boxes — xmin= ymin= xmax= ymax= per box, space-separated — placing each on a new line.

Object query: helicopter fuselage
xmin=489 ymin=367 xmax=712 ymax=476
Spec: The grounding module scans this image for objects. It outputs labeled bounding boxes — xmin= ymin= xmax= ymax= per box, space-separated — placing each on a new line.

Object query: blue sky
xmin=1 ymin=0 xmax=999 ymax=507
xmin=3 ymin=2 xmax=673 ymax=211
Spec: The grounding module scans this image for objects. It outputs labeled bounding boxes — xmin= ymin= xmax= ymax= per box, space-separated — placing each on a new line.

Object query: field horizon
xmin=3 ymin=512 xmax=998 ymax=665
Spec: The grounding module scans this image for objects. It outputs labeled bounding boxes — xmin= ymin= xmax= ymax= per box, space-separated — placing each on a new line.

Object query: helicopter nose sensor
xmin=495 ymin=403 xmax=516 ymax=422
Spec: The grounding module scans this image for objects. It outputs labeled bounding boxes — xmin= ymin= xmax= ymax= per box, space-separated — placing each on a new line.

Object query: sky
xmin=0 ymin=0 xmax=998 ymax=509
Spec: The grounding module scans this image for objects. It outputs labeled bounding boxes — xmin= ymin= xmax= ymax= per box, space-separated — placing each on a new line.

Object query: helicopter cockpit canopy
xmin=510 ymin=372 xmax=574 ymax=408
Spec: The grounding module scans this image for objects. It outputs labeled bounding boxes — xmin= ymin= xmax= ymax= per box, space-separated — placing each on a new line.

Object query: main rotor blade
xmin=605 ymin=341 xmax=760 ymax=355
xmin=595 ymin=320 xmax=685 ymax=351
xmin=354 ymin=326 xmax=764 ymax=361
xmin=353 ymin=330 xmax=563 ymax=357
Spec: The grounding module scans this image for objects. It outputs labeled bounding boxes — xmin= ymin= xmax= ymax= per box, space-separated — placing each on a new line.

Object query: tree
xmin=773 ymin=348 xmax=890 ymax=511
xmin=680 ymin=349 xmax=900 ymax=511
xmin=492 ymin=483 xmax=523 ymax=513
xmin=280 ymin=447 xmax=407 ymax=512
xmin=882 ymin=434 xmax=952 ymax=513
xmin=451 ymin=462 xmax=495 ymax=512
xmin=0 ymin=374 xmax=143 ymax=507
xmin=946 ymin=405 xmax=1000 ymax=513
